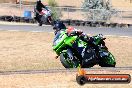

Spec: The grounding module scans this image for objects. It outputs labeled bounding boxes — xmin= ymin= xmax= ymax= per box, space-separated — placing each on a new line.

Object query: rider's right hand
xmin=67 ymin=31 xmax=77 ymax=36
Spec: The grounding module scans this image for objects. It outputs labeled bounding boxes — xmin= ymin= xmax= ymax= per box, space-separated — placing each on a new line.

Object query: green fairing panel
xmin=55 ymin=36 xmax=77 ymax=55
xmin=53 ymin=31 xmax=78 ymax=55
xmin=64 ymin=36 xmax=77 ymax=47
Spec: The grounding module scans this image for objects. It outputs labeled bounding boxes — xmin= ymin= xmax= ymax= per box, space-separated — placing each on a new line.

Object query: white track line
xmin=6 ymin=30 xmax=23 ymax=32
xmin=31 ymin=31 xmax=45 ymax=33
xmin=0 ymin=21 xmax=51 ymax=26
xmin=105 ymin=35 xmax=132 ymax=38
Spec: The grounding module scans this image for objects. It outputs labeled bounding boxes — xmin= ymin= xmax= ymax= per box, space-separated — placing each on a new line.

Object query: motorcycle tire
xmin=39 ymin=22 xmax=43 ymax=26
xmin=60 ymin=53 xmax=71 ymax=68
xmin=99 ymin=51 xmax=116 ymax=67
xmin=60 ymin=52 xmax=80 ymax=68
xmin=82 ymin=63 xmax=95 ymax=68
xmin=99 ymin=62 xmax=116 ymax=67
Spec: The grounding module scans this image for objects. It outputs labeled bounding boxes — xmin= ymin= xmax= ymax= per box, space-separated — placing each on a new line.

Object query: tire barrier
xmin=62 ymin=19 xmax=132 ymax=28
xmin=0 ymin=15 xmax=131 ymax=27
xmin=0 ymin=15 xmax=37 ymax=24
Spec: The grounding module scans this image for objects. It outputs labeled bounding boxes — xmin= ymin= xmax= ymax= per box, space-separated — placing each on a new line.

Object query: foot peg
xmin=55 ymin=56 xmax=59 ymax=59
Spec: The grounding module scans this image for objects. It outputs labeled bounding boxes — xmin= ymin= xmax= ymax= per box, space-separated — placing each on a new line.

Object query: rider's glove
xmin=68 ymin=31 xmax=76 ymax=36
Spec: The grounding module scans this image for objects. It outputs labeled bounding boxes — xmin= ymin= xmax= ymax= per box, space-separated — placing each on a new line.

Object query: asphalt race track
xmin=0 ymin=24 xmax=132 ymax=37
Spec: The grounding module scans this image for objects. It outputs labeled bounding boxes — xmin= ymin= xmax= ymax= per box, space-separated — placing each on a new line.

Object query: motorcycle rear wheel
xmin=99 ymin=62 xmax=116 ymax=67
xmin=99 ymin=52 xmax=116 ymax=67
xmin=39 ymin=22 xmax=43 ymax=26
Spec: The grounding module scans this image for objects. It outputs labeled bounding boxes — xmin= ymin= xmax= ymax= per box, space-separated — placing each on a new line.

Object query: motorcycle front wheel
xmin=60 ymin=52 xmax=80 ymax=68
xmin=60 ymin=53 xmax=71 ymax=68
xmin=38 ymin=21 xmax=43 ymax=26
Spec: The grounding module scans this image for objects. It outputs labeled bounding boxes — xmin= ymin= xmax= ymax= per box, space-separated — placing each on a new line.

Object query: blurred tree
xmin=48 ymin=0 xmax=62 ymax=20
xmin=82 ymin=0 xmax=116 ymax=21
xmin=82 ymin=0 xmax=104 ymax=10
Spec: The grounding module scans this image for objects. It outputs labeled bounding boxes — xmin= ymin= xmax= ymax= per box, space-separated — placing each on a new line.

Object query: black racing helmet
xmin=53 ymin=21 xmax=66 ymax=35
xmin=53 ymin=21 xmax=66 ymax=31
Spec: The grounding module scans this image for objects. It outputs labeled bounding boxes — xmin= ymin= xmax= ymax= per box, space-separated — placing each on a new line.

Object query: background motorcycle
xmin=53 ymin=31 xmax=116 ymax=68
xmin=38 ymin=9 xmax=52 ymax=26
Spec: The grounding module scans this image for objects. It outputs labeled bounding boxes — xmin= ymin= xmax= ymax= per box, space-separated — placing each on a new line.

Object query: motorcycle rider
xmin=53 ymin=21 xmax=94 ymax=46
xmin=34 ymin=0 xmax=49 ymax=23
xmin=53 ymin=21 xmax=97 ymax=60
xmin=53 ymin=21 xmax=114 ymax=67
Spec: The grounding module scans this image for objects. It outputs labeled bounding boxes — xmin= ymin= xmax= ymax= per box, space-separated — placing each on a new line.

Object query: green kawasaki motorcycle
xmin=53 ymin=31 xmax=116 ymax=68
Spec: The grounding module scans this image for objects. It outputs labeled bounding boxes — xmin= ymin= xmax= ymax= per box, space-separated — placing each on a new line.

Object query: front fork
xmin=67 ymin=49 xmax=74 ymax=61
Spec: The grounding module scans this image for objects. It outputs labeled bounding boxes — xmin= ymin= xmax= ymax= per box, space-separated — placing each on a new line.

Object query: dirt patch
xmin=0 ymin=31 xmax=131 ymax=71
